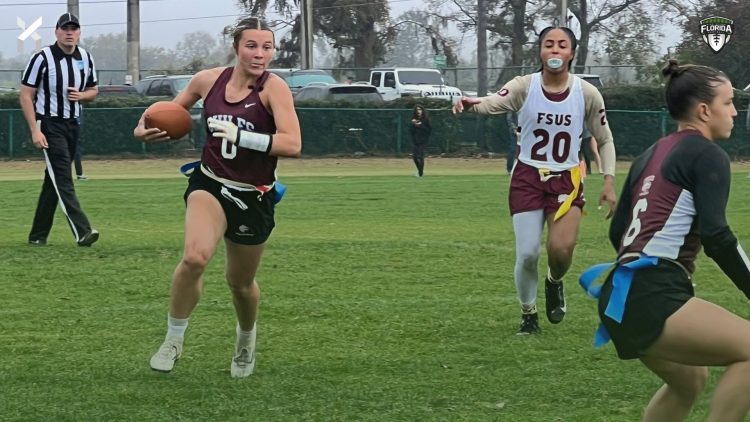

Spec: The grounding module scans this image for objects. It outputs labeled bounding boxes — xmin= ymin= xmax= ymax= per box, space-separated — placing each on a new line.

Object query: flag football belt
xmin=179 ymin=160 xmax=286 ymax=205
xmin=579 ymin=253 xmax=689 ymax=348
xmin=537 ymin=164 xmax=582 ymax=222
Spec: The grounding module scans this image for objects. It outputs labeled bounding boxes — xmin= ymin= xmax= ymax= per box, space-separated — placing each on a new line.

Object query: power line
xmin=0 ymin=0 xmax=166 ymax=5
xmin=0 ymin=0 xmax=424 ymax=32
xmin=0 ymin=13 xmax=246 ymax=32
xmin=311 ymin=0 xmax=415 ymax=11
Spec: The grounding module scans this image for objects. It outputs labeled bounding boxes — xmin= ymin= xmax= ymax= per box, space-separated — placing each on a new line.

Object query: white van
xmin=369 ymin=67 xmax=462 ymax=102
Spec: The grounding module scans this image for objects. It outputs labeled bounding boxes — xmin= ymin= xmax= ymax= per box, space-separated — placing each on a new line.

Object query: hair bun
xmin=661 ymin=59 xmax=681 ymax=78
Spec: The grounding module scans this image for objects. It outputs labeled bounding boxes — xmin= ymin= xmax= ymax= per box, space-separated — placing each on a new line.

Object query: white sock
xmin=236 ymin=322 xmax=255 ymax=346
xmin=166 ymin=314 xmax=189 ymax=339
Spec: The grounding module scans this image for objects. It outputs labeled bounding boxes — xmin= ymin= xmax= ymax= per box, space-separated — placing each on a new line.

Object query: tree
xmin=175 ymin=31 xmax=218 ymax=67
xmin=430 ymin=0 xmax=543 ymax=86
xmin=384 ymin=11 xmax=437 ymax=68
xmin=389 ymin=10 xmax=459 ymax=68
xmin=140 ymin=46 xmax=175 ymax=70
xmin=317 ymin=0 xmax=396 ymax=68
xmin=80 ymin=31 xmax=231 ymax=76
xmin=562 ymin=0 xmax=646 ymax=73
xmin=476 ymin=0 xmax=488 ymax=96
xmin=600 ymin=2 xmax=660 ymax=84
xmin=671 ymin=0 xmax=749 ymax=88
xmin=81 ymin=32 xmax=127 ymax=70
xmin=234 ymin=0 xmax=295 ymax=18
xmin=235 ymin=0 xmax=395 ymax=68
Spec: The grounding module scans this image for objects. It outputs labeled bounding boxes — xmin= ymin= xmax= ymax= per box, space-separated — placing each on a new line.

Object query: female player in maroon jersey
xmin=586 ymin=60 xmax=750 ymax=421
xmin=134 ymin=17 xmax=301 ymax=377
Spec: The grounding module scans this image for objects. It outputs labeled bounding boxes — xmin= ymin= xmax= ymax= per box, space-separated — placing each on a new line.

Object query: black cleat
xmin=516 ymin=313 xmax=541 ymax=335
xmin=545 ymin=277 xmax=566 ymax=324
xmin=77 ymin=229 xmax=99 ymax=247
xmin=28 ymin=239 xmax=47 ymax=246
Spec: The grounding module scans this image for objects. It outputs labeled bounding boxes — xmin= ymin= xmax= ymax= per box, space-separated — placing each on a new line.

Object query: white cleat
xmin=150 ymin=336 xmax=183 ymax=373
xmin=230 ymin=327 xmax=256 ymax=378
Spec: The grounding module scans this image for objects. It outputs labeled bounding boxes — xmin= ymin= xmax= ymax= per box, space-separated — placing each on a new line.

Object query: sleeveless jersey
xmin=201 ymin=67 xmax=277 ymax=186
xmin=517 ymin=72 xmax=585 ymax=171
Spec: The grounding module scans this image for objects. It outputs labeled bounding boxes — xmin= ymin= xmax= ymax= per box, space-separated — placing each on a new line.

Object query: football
xmin=144 ymin=101 xmax=192 ymax=139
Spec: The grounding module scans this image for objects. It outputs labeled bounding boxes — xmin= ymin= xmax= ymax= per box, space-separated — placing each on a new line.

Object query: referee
xmin=20 ymin=13 xmax=99 ymax=247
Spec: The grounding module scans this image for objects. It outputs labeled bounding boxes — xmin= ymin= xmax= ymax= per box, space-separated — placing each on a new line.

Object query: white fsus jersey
xmin=517 ymin=72 xmax=585 ymax=171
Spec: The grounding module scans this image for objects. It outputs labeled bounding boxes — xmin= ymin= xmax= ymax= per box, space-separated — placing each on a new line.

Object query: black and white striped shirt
xmin=21 ymin=43 xmax=97 ymax=119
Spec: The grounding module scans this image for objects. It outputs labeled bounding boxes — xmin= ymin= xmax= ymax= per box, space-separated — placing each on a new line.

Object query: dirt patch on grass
xmin=3 ymin=156 xmax=750 ymax=182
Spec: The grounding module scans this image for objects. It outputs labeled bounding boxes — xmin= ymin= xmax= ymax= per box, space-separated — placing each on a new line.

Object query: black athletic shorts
xmin=598 ymin=259 xmax=694 ymax=360
xmin=184 ymin=169 xmax=276 ymax=245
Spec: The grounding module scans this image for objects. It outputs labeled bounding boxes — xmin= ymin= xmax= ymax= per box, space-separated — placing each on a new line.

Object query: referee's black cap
xmin=56 ymin=13 xmax=80 ymax=29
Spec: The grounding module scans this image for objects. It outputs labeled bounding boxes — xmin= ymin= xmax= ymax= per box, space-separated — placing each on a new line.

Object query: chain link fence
xmin=2 ymin=107 xmax=748 ymax=160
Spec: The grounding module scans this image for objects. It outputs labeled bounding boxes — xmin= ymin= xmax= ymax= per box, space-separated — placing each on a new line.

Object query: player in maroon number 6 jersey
xmin=133 ymin=17 xmax=301 ymax=377
xmin=581 ymin=61 xmax=750 ymax=421
xmin=453 ymin=26 xmax=617 ymax=335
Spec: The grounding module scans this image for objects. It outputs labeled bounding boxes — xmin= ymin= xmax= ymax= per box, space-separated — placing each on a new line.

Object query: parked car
xmin=268 ymin=68 xmax=338 ymax=95
xmin=135 ymin=74 xmax=193 ymax=97
xmin=369 ymin=67 xmax=462 ymax=102
xmin=293 ymin=84 xmax=384 ymax=104
xmin=266 ymin=68 xmax=298 ymax=80
xmin=135 ymin=75 xmax=203 ymax=144
xmin=97 ymin=84 xmax=139 ymax=96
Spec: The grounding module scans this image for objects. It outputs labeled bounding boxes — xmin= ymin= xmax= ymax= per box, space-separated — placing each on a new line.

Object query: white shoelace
xmin=233 ymin=347 xmax=254 ymax=365
xmin=157 ymin=341 xmax=180 ymax=359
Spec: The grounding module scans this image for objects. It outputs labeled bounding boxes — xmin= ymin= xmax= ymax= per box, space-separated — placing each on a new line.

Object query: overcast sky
xmin=0 ymin=0 xmax=678 ymax=67
xmin=0 ymin=0 xmax=427 ymax=61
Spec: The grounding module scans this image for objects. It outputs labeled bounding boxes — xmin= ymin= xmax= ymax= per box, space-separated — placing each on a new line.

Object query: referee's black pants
xmin=29 ymin=116 xmax=93 ymax=243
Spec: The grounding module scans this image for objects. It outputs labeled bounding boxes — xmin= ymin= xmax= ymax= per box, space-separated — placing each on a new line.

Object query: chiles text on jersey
xmin=200 ymin=68 xmax=277 ymax=187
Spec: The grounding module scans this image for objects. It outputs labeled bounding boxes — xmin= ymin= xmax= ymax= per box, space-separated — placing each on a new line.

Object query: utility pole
xmin=126 ymin=0 xmax=140 ymax=85
xmin=560 ymin=0 xmax=568 ymax=27
xmin=67 ymin=0 xmax=79 ymax=16
xmin=477 ymin=0 xmax=487 ymax=97
xmin=299 ymin=0 xmax=313 ymax=69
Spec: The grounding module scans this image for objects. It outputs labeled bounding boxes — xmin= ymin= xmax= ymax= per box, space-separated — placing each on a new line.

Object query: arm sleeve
xmin=583 ymin=83 xmax=616 ymax=176
xmin=692 ymin=145 xmax=750 ymax=298
xmin=598 ymin=141 xmax=616 ymax=177
xmin=21 ymin=52 xmax=45 ymax=88
xmin=467 ymin=75 xmax=529 ymax=115
xmin=423 ymin=119 xmax=431 ymax=136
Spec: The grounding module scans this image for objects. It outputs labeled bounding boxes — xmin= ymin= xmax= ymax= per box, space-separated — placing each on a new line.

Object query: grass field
xmin=2 ymin=157 xmax=750 ymax=421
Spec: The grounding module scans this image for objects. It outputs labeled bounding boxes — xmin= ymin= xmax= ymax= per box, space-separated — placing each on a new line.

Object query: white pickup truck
xmin=368 ymin=67 xmax=462 ymax=102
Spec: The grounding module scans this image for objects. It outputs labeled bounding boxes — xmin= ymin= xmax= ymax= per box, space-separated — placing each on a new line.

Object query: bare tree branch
xmin=589 ymin=0 xmax=643 ymax=29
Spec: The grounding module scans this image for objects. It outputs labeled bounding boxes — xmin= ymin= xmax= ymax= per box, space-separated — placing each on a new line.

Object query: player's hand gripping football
xmin=206 ymin=117 xmax=239 ymax=144
xmin=452 ymin=96 xmax=481 ymax=114
xmin=133 ymin=115 xmax=170 ymax=144
xmin=599 ymin=175 xmax=617 ymax=219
